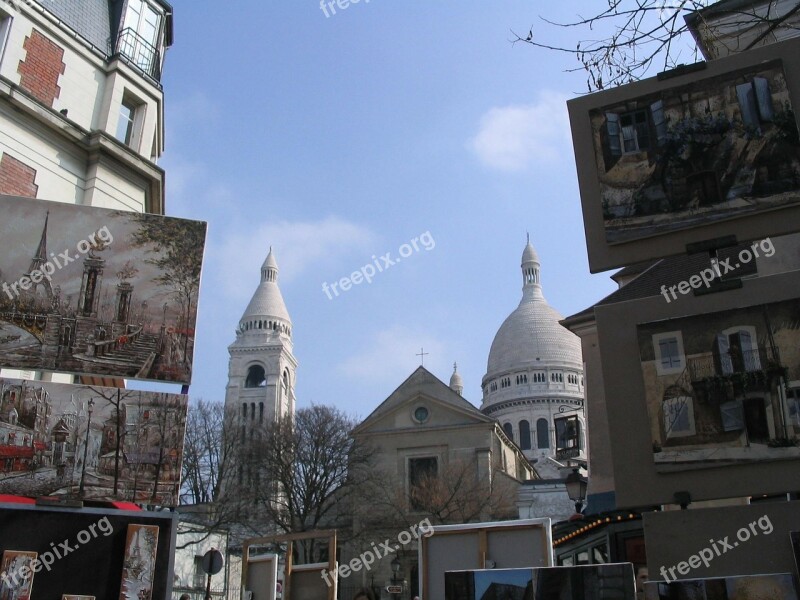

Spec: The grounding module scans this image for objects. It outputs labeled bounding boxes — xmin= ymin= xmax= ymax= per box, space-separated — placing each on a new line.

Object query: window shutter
xmin=720 ymin=400 xmax=744 ymax=431
xmin=753 ymin=77 xmax=774 ymax=122
xmin=651 ymin=100 xmax=667 ymax=146
xmin=605 ymin=113 xmax=622 ymax=157
xmin=715 ymin=333 xmax=733 ymax=375
xmin=736 ymin=83 xmax=760 ymax=129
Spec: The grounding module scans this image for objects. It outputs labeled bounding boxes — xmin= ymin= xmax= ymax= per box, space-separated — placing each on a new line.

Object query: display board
xmin=0 ymin=377 xmax=188 ymax=506
xmin=644 ymin=502 xmax=800 ymax=583
xmin=245 ymin=553 xmax=279 ymax=600
xmin=595 ymin=269 xmax=800 ymax=507
xmin=420 ymin=519 xmax=552 ymax=600
xmin=445 ymin=564 xmax=636 ymax=600
xmin=567 ymin=36 xmax=800 ymax=272
xmin=0 ymin=194 xmax=207 ymax=384
xmin=0 ymin=503 xmax=176 ymax=600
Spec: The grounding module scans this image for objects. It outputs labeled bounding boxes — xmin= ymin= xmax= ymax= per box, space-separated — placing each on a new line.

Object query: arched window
xmin=245 ymin=365 xmax=267 ymax=388
xmin=282 ymin=370 xmax=290 ymax=400
xmin=503 ymin=422 xmax=514 ymax=441
xmin=537 ymin=418 xmax=550 ymax=449
xmin=519 ymin=420 xmax=531 ymax=450
xmin=250 ymin=402 xmax=255 ymax=420
xmin=241 ymin=403 xmax=246 ymax=417
xmin=259 ymin=402 xmax=264 ymax=424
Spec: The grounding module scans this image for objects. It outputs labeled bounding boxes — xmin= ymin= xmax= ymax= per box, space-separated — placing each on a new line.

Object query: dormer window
xmin=118 ymin=0 xmax=163 ymax=79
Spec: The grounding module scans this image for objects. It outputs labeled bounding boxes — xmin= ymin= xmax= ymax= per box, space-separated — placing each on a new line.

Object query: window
xmin=736 ymin=77 xmax=774 ymax=132
xmin=193 ymin=556 xmax=205 ymax=588
xmin=789 ymin=388 xmax=800 ymax=427
xmin=119 ymin=0 xmax=162 ymax=76
xmin=663 ymin=396 xmax=696 ymax=438
xmin=413 ymin=406 xmax=429 ymax=423
xmin=408 ymin=457 xmax=437 ymax=510
xmin=500 ymin=377 xmax=511 ymax=389
xmin=715 ymin=327 xmax=761 ymax=375
xmin=536 ymin=418 xmax=549 ymax=449
xmin=116 ymin=97 xmax=137 ymax=145
xmin=555 ymin=415 xmax=581 ymax=452
xmin=0 ymin=12 xmax=11 ymax=65
xmin=519 ymin=420 xmax=531 ymax=450
xmin=245 ymin=365 xmax=266 ymax=388
xmin=503 ymin=422 xmax=514 ymax=441
xmin=653 ymin=332 xmax=685 ymax=376
xmin=603 ymin=101 xmax=667 ymax=165
xmin=720 ymin=399 xmax=744 ymax=432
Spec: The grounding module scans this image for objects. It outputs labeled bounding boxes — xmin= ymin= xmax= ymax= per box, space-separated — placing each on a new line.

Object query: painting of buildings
xmin=0 ymin=378 xmax=187 ymax=505
xmin=0 ymin=551 xmax=37 ymax=600
xmin=637 ymin=298 xmax=800 ymax=471
xmin=119 ymin=524 xmax=159 ymax=600
xmin=590 ymin=61 xmax=800 ymax=243
xmin=0 ymin=195 xmax=207 ymax=384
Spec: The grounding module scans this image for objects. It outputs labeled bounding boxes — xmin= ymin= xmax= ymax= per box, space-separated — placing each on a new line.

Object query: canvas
xmin=567 ymin=35 xmax=800 ymax=272
xmin=0 ymin=195 xmax=207 ymax=384
xmin=120 ymin=524 xmax=159 ymax=600
xmin=637 ymin=298 xmax=800 ymax=471
xmin=0 ymin=551 xmax=37 ymax=600
xmin=0 ymin=378 xmax=187 ymax=505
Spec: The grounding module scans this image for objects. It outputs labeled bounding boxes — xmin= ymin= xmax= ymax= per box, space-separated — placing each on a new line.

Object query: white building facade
xmin=481 ymin=240 xmax=587 ymax=479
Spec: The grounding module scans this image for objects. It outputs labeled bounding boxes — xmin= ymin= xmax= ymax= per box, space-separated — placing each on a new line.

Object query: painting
xmin=590 ymin=60 xmax=800 ymax=244
xmin=0 ymin=194 xmax=207 ymax=384
xmin=644 ymin=573 xmax=798 ymax=599
xmin=445 ymin=565 xmax=635 ymax=600
xmin=0 ymin=377 xmax=187 ymax=505
xmin=120 ymin=524 xmax=159 ymax=600
xmin=0 ymin=550 xmax=37 ymax=600
xmin=637 ymin=298 xmax=800 ymax=471
xmin=792 ymin=531 xmax=800 ymax=579
xmin=62 ymin=596 xmax=96 ymax=600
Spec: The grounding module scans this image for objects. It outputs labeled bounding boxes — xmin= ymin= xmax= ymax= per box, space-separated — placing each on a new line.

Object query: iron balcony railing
xmin=687 ymin=346 xmax=782 ymax=381
xmin=115 ymin=27 xmax=162 ymax=81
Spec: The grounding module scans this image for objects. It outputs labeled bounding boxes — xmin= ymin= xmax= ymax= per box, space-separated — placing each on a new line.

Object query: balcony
xmin=686 ymin=346 xmax=788 ymax=400
xmin=115 ymin=28 xmax=162 ymax=82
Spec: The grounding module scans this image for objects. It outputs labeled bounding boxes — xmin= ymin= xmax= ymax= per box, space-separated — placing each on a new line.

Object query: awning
xmin=0 ymin=445 xmax=34 ymax=458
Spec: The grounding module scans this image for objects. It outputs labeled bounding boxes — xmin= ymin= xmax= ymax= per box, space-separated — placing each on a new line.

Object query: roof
xmin=563 ymin=243 xmax=759 ymax=326
xmin=353 ymin=366 xmax=493 ymax=434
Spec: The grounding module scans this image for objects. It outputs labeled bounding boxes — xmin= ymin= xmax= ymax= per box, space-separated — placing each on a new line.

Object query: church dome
xmin=239 ymin=248 xmax=291 ymax=331
xmin=485 ymin=239 xmax=582 ymax=377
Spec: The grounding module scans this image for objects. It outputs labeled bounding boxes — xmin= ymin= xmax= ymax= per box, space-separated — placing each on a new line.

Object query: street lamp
xmin=78 ymin=398 xmax=95 ymax=496
xmin=565 ymin=468 xmax=588 ymax=514
xmin=390 ymin=557 xmax=401 ymax=600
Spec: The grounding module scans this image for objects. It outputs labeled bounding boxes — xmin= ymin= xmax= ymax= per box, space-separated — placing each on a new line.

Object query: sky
xmin=142 ymin=1 xmax=687 ymax=419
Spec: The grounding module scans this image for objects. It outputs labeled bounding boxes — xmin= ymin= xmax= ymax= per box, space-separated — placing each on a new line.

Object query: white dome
xmin=487 ymin=298 xmax=582 ymax=374
xmin=240 ymin=248 xmax=291 ymax=326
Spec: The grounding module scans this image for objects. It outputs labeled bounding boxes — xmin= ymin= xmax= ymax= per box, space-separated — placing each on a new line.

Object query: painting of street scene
xmin=0 ymin=551 xmax=37 ymax=600
xmin=120 ymin=524 xmax=159 ymax=600
xmin=637 ymin=298 xmax=800 ymax=471
xmin=590 ymin=61 xmax=800 ymax=243
xmin=0 ymin=378 xmax=187 ymax=505
xmin=0 ymin=195 xmax=207 ymax=384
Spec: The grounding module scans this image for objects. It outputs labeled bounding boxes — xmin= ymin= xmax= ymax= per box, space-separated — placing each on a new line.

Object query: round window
xmin=413 ymin=406 xmax=429 ymax=423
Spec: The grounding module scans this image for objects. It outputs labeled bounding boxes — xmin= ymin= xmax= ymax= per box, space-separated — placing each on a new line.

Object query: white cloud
xmin=211 ymin=216 xmax=378 ymax=301
xmin=469 ymin=91 xmax=572 ymax=171
xmin=338 ymin=325 xmax=448 ymax=384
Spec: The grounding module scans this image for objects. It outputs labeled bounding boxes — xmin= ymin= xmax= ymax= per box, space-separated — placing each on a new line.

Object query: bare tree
xmin=514 ymin=1 xmax=800 ymax=91
xmin=358 ymin=457 xmax=518 ymax=534
xmin=181 ymin=399 xmax=229 ymax=505
xmin=248 ymin=405 xmax=375 ymax=561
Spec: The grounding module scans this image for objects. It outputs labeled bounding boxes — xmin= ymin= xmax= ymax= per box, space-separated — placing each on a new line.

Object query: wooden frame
xmin=241 ymin=530 xmax=337 ymax=600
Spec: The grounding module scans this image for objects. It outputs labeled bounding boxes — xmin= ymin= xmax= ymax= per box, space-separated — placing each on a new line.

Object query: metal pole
xmin=205 ymin=572 xmax=212 ymax=600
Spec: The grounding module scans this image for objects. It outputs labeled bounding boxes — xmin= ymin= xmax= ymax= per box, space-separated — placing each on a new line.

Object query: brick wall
xmin=17 ymin=29 xmax=66 ymax=108
xmin=0 ymin=153 xmax=39 ymax=198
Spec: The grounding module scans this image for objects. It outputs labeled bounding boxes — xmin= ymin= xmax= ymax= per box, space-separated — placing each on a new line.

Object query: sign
xmin=386 ymin=585 xmax=403 ymax=594
xmin=202 ymin=548 xmax=224 ymax=575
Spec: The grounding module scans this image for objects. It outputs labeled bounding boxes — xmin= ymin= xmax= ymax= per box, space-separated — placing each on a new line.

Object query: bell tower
xmin=224 ymin=248 xmax=297 ymax=435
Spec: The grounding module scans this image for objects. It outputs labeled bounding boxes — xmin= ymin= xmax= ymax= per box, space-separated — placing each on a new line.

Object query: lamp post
xmin=391 ymin=557 xmax=401 ymax=600
xmin=565 ymin=468 xmax=588 ymax=514
xmin=78 ymin=398 xmax=95 ymax=496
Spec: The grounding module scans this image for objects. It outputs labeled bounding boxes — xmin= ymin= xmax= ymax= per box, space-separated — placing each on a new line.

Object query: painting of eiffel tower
xmin=0 ymin=194 xmax=206 ymax=384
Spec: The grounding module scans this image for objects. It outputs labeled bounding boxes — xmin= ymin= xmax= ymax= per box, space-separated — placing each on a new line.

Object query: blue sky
xmin=147 ymin=2 xmax=679 ymax=418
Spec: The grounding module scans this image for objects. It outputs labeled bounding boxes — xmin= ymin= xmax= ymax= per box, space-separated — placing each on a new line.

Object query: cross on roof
xmin=416 ymin=347 xmax=429 ymax=366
